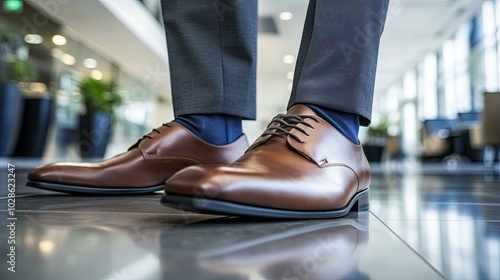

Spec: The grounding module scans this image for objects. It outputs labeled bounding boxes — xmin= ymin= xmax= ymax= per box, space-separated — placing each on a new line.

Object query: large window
xmin=375 ymin=0 xmax=500 ymax=159
xmin=454 ymin=25 xmax=472 ymax=113
xmin=482 ymin=0 xmax=498 ymax=91
xmin=437 ymin=24 xmax=473 ymax=118
xmin=470 ymin=0 xmax=500 ymax=111
xmin=418 ymin=54 xmax=438 ymax=121
xmin=418 ymin=1 xmax=499 ymax=120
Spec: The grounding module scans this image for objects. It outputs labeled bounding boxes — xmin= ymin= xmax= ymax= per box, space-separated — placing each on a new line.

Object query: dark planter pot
xmin=0 ymin=82 xmax=24 ymax=156
xmin=54 ymin=127 xmax=78 ymax=158
xmin=13 ymin=96 xmax=53 ymax=157
xmin=79 ymin=111 xmax=113 ymax=159
xmin=362 ymin=144 xmax=385 ymax=162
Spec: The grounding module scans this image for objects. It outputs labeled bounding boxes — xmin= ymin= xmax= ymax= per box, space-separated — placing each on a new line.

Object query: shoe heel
xmin=353 ymin=189 xmax=369 ymax=212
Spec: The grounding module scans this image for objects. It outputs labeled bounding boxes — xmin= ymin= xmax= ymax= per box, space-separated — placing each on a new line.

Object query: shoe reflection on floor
xmin=22 ymin=201 xmax=369 ymax=280
xmin=159 ymin=213 xmax=369 ymax=280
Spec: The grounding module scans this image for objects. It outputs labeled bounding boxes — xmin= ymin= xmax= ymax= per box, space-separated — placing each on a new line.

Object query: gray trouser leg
xmin=288 ymin=0 xmax=389 ymax=126
xmin=161 ymin=0 xmax=257 ymax=119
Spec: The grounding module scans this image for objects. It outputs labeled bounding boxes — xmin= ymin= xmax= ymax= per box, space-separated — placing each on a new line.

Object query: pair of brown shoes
xmin=28 ymin=105 xmax=371 ymax=219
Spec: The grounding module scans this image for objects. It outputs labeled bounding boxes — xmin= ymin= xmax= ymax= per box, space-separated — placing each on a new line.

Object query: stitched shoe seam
xmin=287 ymin=138 xmax=317 ymax=164
xmin=320 ymin=163 xmax=360 ymax=193
xmin=143 ymin=156 xmax=201 ymax=164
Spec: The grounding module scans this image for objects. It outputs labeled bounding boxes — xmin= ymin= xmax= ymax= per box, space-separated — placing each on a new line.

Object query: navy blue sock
xmin=306 ymin=104 xmax=360 ymax=145
xmin=174 ymin=114 xmax=243 ymax=146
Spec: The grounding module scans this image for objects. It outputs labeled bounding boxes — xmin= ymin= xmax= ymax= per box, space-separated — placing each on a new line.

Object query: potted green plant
xmin=6 ymin=57 xmax=38 ymax=82
xmin=363 ymin=118 xmax=389 ymax=162
xmin=78 ymin=77 xmax=123 ymax=159
xmin=0 ymin=24 xmax=24 ymax=156
xmin=10 ymin=57 xmax=57 ymax=158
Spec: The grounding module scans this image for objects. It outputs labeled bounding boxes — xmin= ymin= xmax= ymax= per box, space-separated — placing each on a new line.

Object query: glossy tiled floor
xmin=0 ymin=160 xmax=499 ymax=280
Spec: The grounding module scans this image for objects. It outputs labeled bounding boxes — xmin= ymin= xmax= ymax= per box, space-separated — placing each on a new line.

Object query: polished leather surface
xmin=165 ymin=105 xmax=371 ymax=211
xmin=27 ymin=123 xmax=248 ymax=188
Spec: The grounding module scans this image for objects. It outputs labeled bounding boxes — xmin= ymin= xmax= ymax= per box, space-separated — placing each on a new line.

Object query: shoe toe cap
xmin=28 ymin=163 xmax=56 ymax=182
xmin=28 ymin=163 xmax=80 ymax=184
xmin=164 ymin=165 xmax=219 ymax=196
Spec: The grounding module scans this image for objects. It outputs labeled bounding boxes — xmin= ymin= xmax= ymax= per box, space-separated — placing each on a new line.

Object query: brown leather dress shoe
xmin=162 ymin=105 xmax=371 ymax=219
xmin=27 ymin=122 xmax=248 ymax=194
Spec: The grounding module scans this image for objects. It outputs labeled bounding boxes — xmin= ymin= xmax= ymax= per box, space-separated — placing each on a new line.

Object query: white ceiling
xmin=29 ymin=0 xmax=484 ymax=127
xmin=257 ymin=0 xmax=484 ymax=114
xmin=376 ymin=0 xmax=483 ymax=94
xmin=29 ymin=0 xmax=171 ymax=99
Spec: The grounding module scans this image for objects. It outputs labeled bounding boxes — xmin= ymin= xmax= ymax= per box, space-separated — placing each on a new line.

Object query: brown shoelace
xmin=262 ymin=114 xmax=319 ymax=143
xmin=128 ymin=123 xmax=171 ymax=150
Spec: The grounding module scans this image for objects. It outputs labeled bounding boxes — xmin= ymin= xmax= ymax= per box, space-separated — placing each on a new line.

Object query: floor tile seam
xmin=369 ymin=210 xmax=447 ymax=280
xmin=371 ymin=173 xmax=499 ymax=177
xmin=369 ymin=200 xmax=500 ymax=206
xmin=375 ymin=218 xmax=500 ymax=222
xmin=0 ymin=195 xmax=165 ymax=200
xmin=0 ymin=194 xmax=37 ymax=200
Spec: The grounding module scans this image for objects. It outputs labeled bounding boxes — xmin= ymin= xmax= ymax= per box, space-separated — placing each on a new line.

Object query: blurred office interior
xmin=0 ymin=0 xmax=499 ymax=167
xmin=0 ymin=1 xmax=499 ymax=280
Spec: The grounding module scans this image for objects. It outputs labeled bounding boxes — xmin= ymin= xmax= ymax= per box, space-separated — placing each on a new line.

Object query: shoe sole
xmin=26 ymin=180 xmax=163 ymax=195
xmin=161 ymin=188 xmax=369 ymax=219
